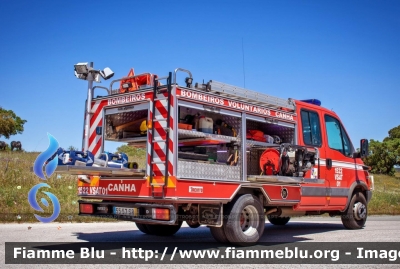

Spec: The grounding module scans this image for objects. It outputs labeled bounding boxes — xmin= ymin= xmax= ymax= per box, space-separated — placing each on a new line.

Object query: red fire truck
xmin=58 ymin=65 xmax=373 ymax=245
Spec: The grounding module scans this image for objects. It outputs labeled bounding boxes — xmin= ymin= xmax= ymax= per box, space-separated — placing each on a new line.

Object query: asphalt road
xmin=1 ymin=215 xmax=400 ymax=269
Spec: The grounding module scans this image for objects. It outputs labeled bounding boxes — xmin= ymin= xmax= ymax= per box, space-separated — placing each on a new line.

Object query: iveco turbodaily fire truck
xmin=56 ymin=64 xmax=373 ymax=245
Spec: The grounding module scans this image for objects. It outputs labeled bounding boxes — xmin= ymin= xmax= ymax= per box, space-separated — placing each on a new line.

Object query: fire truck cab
xmin=57 ymin=66 xmax=373 ymax=245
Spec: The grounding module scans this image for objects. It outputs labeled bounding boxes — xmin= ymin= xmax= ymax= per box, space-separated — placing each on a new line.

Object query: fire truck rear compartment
xmin=100 ymin=100 xmax=297 ymax=181
xmin=104 ymin=106 xmax=149 ymax=143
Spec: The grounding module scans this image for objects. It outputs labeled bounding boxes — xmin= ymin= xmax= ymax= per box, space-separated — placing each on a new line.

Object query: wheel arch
xmin=236 ymin=186 xmax=268 ymax=207
xmin=343 ymin=180 xmax=369 ymax=212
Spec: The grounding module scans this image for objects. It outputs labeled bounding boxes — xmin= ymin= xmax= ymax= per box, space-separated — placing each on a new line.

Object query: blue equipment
xmin=98 ymin=152 xmax=129 ymax=168
xmin=48 ymin=147 xmax=94 ymax=166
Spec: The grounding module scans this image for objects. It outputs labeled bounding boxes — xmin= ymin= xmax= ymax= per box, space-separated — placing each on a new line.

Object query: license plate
xmin=113 ymin=207 xmax=137 ymax=216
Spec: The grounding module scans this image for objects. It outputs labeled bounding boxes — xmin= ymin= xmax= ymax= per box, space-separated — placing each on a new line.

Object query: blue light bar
xmin=300 ymin=99 xmax=321 ymax=106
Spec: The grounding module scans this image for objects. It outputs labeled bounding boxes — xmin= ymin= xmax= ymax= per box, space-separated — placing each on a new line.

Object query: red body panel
xmin=262 ymin=185 xmax=301 ymax=202
xmin=78 ymin=177 xmax=242 ymax=201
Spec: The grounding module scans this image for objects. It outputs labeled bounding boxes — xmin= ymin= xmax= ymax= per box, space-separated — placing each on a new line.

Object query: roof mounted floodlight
xmin=100 ymin=67 xmax=114 ymax=80
xmin=122 ymin=82 xmax=132 ymax=89
xmin=74 ymin=63 xmax=114 ymax=82
xmin=74 ymin=62 xmax=90 ymax=75
xmin=74 ymin=61 xmax=114 ymax=152
xmin=185 ymin=77 xmax=193 ymax=88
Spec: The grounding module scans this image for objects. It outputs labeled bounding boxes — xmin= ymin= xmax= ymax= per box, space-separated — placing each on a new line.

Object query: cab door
xmin=297 ymin=108 xmax=328 ymax=207
xmin=323 ymin=113 xmax=356 ymax=208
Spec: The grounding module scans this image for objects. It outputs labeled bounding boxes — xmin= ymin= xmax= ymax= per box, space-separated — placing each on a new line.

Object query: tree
xmin=385 ymin=125 xmax=400 ymax=141
xmin=0 ymin=107 xmax=27 ymax=139
xmin=364 ymin=125 xmax=400 ymax=176
xmin=116 ymin=144 xmax=146 ymax=159
xmin=68 ymin=145 xmax=79 ymax=151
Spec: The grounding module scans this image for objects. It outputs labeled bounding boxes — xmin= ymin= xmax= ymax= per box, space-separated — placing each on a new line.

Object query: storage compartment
xmin=104 ymin=103 xmax=149 ymax=143
xmin=245 ymin=118 xmax=296 ymax=177
xmin=176 ymin=104 xmax=242 ymax=180
xmin=178 ymin=160 xmax=241 ymax=181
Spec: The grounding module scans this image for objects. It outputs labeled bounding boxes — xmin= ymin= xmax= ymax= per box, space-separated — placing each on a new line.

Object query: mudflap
xmin=198 ymin=203 xmax=223 ymax=227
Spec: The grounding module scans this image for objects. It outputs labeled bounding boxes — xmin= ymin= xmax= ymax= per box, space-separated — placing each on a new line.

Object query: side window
xmin=301 ymin=110 xmax=322 ymax=147
xmin=325 ymin=115 xmax=354 ymax=157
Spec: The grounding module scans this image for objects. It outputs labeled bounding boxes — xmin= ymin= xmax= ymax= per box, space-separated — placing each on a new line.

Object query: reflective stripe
xmin=319 ymin=159 xmax=364 ymax=171
xmin=301 ymin=186 xmax=349 ymax=197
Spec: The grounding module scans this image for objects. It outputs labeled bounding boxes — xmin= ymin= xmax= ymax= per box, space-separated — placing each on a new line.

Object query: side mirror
xmin=360 ymin=139 xmax=369 ymax=158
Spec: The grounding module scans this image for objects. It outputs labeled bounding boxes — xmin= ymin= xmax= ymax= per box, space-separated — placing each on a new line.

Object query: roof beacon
xmin=301 ymin=99 xmax=321 ymax=106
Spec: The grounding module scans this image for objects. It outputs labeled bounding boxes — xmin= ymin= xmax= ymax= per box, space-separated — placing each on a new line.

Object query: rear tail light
xmin=80 ymin=204 xmax=93 ymax=214
xmin=367 ymin=175 xmax=374 ymax=191
xmin=152 ymin=208 xmax=170 ymax=220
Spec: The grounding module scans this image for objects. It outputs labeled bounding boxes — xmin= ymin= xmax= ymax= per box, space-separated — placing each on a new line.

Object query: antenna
xmin=242 ymin=38 xmax=246 ymax=88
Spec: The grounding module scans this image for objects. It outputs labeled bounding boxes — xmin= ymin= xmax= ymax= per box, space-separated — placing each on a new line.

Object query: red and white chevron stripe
xmin=147 ymin=92 xmax=175 ymax=177
xmin=88 ymin=100 xmax=107 ymax=157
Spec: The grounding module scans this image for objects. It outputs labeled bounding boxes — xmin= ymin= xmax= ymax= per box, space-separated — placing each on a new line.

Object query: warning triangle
xmin=127 ymin=68 xmax=135 ymax=77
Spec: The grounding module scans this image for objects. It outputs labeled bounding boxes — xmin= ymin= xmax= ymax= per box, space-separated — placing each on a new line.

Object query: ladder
xmin=149 ymin=72 xmax=172 ymax=198
xmin=202 ymin=80 xmax=296 ymax=111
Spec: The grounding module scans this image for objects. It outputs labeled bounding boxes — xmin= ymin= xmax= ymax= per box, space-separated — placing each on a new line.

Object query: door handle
xmin=326 ymin=158 xmax=332 ymax=169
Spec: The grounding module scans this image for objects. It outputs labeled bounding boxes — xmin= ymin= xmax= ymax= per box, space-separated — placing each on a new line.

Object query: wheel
xmin=146 ymin=221 xmax=183 ymax=236
xmin=267 ymin=215 xmax=290 ymax=225
xmin=210 ymin=226 xmax=229 ymax=243
xmin=341 ymin=192 xmax=367 ymax=229
xmin=224 ymin=194 xmax=265 ymax=246
xmin=136 ymin=223 xmax=153 ymax=234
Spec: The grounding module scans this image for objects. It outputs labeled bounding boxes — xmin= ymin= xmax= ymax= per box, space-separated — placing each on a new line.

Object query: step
xmin=152 ymin=139 xmax=167 ymax=143
xmin=153 ymin=118 xmax=167 ymax=122
xmin=151 ymin=161 xmax=166 ymax=164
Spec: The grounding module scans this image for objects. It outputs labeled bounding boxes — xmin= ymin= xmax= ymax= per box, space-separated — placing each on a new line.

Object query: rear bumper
xmin=78 ymin=200 xmax=178 ymax=225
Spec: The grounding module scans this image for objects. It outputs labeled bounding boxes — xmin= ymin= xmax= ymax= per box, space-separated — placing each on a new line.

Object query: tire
xmin=146 ymin=221 xmax=183 ymax=236
xmin=210 ymin=226 xmax=229 ymax=243
xmin=341 ymin=192 xmax=367 ymax=229
xmin=267 ymin=215 xmax=290 ymax=225
xmin=224 ymin=194 xmax=265 ymax=246
xmin=136 ymin=223 xmax=153 ymax=234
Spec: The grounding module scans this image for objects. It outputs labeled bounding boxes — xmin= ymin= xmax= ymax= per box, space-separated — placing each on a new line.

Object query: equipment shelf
xmin=246 ymin=140 xmax=280 ymax=149
xmin=177 ymin=129 xmax=237 ymax=146
xmin=107 ymin=136 xmax=147 ymax=143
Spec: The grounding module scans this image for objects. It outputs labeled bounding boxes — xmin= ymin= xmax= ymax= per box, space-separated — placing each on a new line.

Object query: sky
xmin=0 ymin=0 xmax=399 ymax=153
